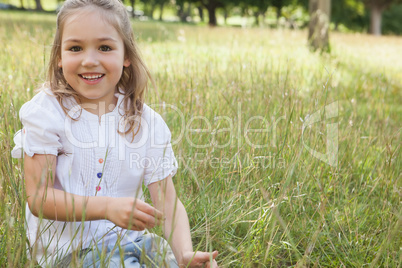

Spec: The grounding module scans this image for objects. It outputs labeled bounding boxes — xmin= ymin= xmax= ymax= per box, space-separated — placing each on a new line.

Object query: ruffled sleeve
xmin=142 ymin=109 xmax=178 ymax=186
xmin=11 ymin=100 xmax=63 ymax=158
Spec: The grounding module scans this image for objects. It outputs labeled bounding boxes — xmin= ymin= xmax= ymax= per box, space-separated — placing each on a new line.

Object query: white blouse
xmin=12 ymin=89 xmax=177 ymax=265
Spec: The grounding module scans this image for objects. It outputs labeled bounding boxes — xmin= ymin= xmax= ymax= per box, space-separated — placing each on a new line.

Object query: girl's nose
xmin=82 ymin=50 xmax=99 ymax=67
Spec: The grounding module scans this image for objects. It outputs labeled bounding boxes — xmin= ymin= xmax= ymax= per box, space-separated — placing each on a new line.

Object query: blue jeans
xmin=74 ymin=234 xmax=178 ymax=267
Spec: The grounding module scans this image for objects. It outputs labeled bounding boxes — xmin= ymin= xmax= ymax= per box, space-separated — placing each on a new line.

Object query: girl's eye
xmin=99 ymin=45 xmax=112 ymax=52
xmin=69 ymin=46 xmax=82 ymax=52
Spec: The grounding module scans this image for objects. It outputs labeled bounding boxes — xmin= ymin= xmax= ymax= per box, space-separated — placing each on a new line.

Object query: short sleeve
xmin=11 ymin=101 xmax=63 ymax=158
xmin=143 ymin=110 xmax=178 ymax=186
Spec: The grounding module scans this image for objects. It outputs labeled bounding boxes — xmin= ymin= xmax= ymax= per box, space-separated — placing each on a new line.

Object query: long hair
xmin=48 ymin=0 xmax=152 ymax=136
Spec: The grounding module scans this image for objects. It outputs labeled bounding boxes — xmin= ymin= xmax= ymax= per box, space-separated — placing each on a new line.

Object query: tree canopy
xmin=15 ymin=0 xmax=402 ymax=35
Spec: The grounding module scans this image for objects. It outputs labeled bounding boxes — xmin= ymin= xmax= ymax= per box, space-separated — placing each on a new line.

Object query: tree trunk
xmin=273 ymin=1 xmax=283 ymax=26
xmin=276 ymin=5 xmax=282 ymax=22
xmin=262 ymin=12 xmax=266 ymax=26
xmin=177 ymin=3 xmax=187 ymax=22
xmin=370 ymin=5 xmax=383 ymax=36
xmin=150 ymin=3 xmax=156 ymax=20
xmin=254 ymin=11 xmax=260 ymax=26
xmin=35 ymin=0 xmax=43 ymax=11
xmin=197 ymin=6 xmax=204 ymax=22
xmin=159 ymin=2 xmax=164 ymax=21
xmin=205 ymin=4 xmax=218 ymax=26
xmin=224 ymin=8 xmax=228 ymax=25
xmin=130 ymin=0 xmax=135 ymax=18
xmin=187 ymin=3 xmax=192 ymax=21
xmin=20 ymin=0 xmax=24 ymax=9
xmin=308 ymin=0 xmax=331 ymax=52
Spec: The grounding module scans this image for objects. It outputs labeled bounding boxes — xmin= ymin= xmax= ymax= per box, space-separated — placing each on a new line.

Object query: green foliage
xmin=0 ymin=10 xmax=401 ymax=267
xmin=3 ymin=0 xmax=402 ymax=34
xmin=332 ymin=0 xmax=366 ymax=30
xmin=382 ymin=3 xmax=402 ymax=34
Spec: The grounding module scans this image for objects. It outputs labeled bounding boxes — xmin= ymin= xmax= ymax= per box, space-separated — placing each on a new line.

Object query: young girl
xmin=12 ymin=0 xmax=218 ymax=267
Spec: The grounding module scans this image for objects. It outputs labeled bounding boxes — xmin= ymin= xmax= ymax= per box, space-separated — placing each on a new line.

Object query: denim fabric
xmin=56 ymin=234 xmax=178 ymax=268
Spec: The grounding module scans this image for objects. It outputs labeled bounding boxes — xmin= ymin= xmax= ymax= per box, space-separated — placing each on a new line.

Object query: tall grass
xmin=1 ymin=10 xmax=401 ymax=267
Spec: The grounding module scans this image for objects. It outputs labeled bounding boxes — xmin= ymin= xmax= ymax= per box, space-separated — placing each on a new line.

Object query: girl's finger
xmin=136 ymin=200 xmax=163 ymax=219
xmin=127 ymin=219 xmax=146 ymax=230
xmin=133 ymin=209 xmax=160 ymax=228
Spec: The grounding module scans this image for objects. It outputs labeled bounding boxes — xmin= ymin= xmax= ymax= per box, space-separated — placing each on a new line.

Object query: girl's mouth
xmin=79 ymin=74 xmax=105 ymax=81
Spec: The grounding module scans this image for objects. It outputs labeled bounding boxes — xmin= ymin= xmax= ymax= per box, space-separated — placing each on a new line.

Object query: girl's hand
xmin=181 ymin=250 xmax=219 ymax=268
xmin=105 ymin=197 xmax=163 ymax=231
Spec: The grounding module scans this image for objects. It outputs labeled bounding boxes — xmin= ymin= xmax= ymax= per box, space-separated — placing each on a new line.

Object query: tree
xmin=197 ymin=5 xmax=205 ymax=22
xmin=308 ymin=0 xmax=331 ymax=52
xmin=272 ymin=0 xmax=293 ymax=23
xmin=363 ymin=0 xmax=402 ymax=35
xmin=247 ymin=0 xmax=271 ymax=26
xmin=140 ymin=0 xmax=168 ymax=20
xmin=201 ymin=0 xmax=224 ymax=26
xmin=186 ymin=0 xmax=233 ymax=26
xmin=35 ymin=0 xmax=43 ymax=11
xmin=129 ymin=0 xmax=135 ymax=18
xmin=176 ymin=0 xmax=192 ymax=22
xmin=331 ymin=0 xmax=365 ymax=31
xmin=157 ymin=0 xmax=169 ymax=21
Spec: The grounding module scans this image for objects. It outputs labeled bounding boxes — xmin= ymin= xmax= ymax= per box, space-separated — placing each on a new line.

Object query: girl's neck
xmin=76 ymin=95 xmax=118 ymax=117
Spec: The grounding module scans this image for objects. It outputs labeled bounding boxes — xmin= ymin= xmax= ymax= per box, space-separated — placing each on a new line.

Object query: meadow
xmin=0 ymin=10 xmax=401 ymax=267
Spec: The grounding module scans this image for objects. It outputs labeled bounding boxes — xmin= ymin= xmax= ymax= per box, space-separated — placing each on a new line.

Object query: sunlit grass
xmin=0 ymin=10 xmax=401 ymax=267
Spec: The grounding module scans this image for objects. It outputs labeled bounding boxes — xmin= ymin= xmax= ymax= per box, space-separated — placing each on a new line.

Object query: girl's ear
xmin=123 ymin=58 xmax=131 ymax=67
xmin=58 ymin=59 xmax=62 ymax=68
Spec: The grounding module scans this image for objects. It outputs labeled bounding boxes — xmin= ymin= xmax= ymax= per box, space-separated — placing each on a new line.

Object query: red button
xmin=99 ymin=159 xmax=104 ymax=164
xmin=96 ymin=186 xmax=101 ymax=191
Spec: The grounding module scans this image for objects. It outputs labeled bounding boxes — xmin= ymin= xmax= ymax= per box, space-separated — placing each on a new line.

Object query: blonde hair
xmin=48 ymin=0 xmax=152 ymax=136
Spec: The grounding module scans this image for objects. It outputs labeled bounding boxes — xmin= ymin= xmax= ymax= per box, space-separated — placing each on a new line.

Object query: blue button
xmin=97 ymin=172 xmax=102 ymax=178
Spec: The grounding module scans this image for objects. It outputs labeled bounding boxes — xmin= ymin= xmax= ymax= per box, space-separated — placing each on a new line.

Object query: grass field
xmin=0 ymin=10 xmax=401 ymax=267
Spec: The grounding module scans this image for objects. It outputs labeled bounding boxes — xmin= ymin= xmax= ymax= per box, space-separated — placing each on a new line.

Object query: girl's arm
xmin=148 ymin=176 xmax=218 ymax=267
xmin=24 ymin=153 xmax=162 ymax=230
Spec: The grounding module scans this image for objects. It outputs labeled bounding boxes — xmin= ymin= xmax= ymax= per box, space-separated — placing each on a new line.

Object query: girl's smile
xmin=79 ymin=73 xmax=105 ymax=85
xmin=58 ymin=9 xmax=130 ymax=114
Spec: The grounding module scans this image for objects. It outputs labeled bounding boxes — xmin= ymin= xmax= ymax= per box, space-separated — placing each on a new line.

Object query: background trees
xmin=34 ymin=0 xmax=43 ymax=10
xmin=362 ymin=0 xmax=402 ymax=35
xmin=308 ymin=0 xmax=331 ymax=51
xmin=6 ymin=0 xmax=402 ymax=35
xmin=187 ymin=0 xmax=235 ymax=26
xmin=248 ymin=0 xmax=271 ymax=26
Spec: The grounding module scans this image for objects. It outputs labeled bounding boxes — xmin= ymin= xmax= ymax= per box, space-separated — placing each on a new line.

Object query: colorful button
xmin=96 ymin=186 xmax=101 ymax=191
xmin=99 ymin=158 xmax=104 ymax=164
xmin=97 ymin=172 xmax=102 ymax=178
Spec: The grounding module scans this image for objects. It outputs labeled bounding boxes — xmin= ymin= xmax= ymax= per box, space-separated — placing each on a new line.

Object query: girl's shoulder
xmin=140 ymin=103 xmax=173 ymax=144
xmin=19 ymin=88 xmax=67 ymax=133
xmin=20 ymin=88 xmax=65 ymax=120
xmin=22 ymin=88 xmax=61 ymax=109
xmin=13 ymin=88 xmax=67 ymax=158
xmin=141 ymin=103 xmax=170 ymax=130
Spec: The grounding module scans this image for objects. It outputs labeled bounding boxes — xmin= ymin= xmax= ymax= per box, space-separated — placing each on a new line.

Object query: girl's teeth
xmin=82 ymin=75 xmax=102 ymax=79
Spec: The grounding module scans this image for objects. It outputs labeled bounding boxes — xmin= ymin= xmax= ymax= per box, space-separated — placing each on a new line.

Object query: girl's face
xmin=58 ymin=9 xmax=130 ymax=108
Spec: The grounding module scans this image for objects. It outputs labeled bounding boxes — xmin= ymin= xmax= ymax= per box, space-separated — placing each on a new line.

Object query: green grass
xmin=1 ymin=10 xmax=401 ymax=267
